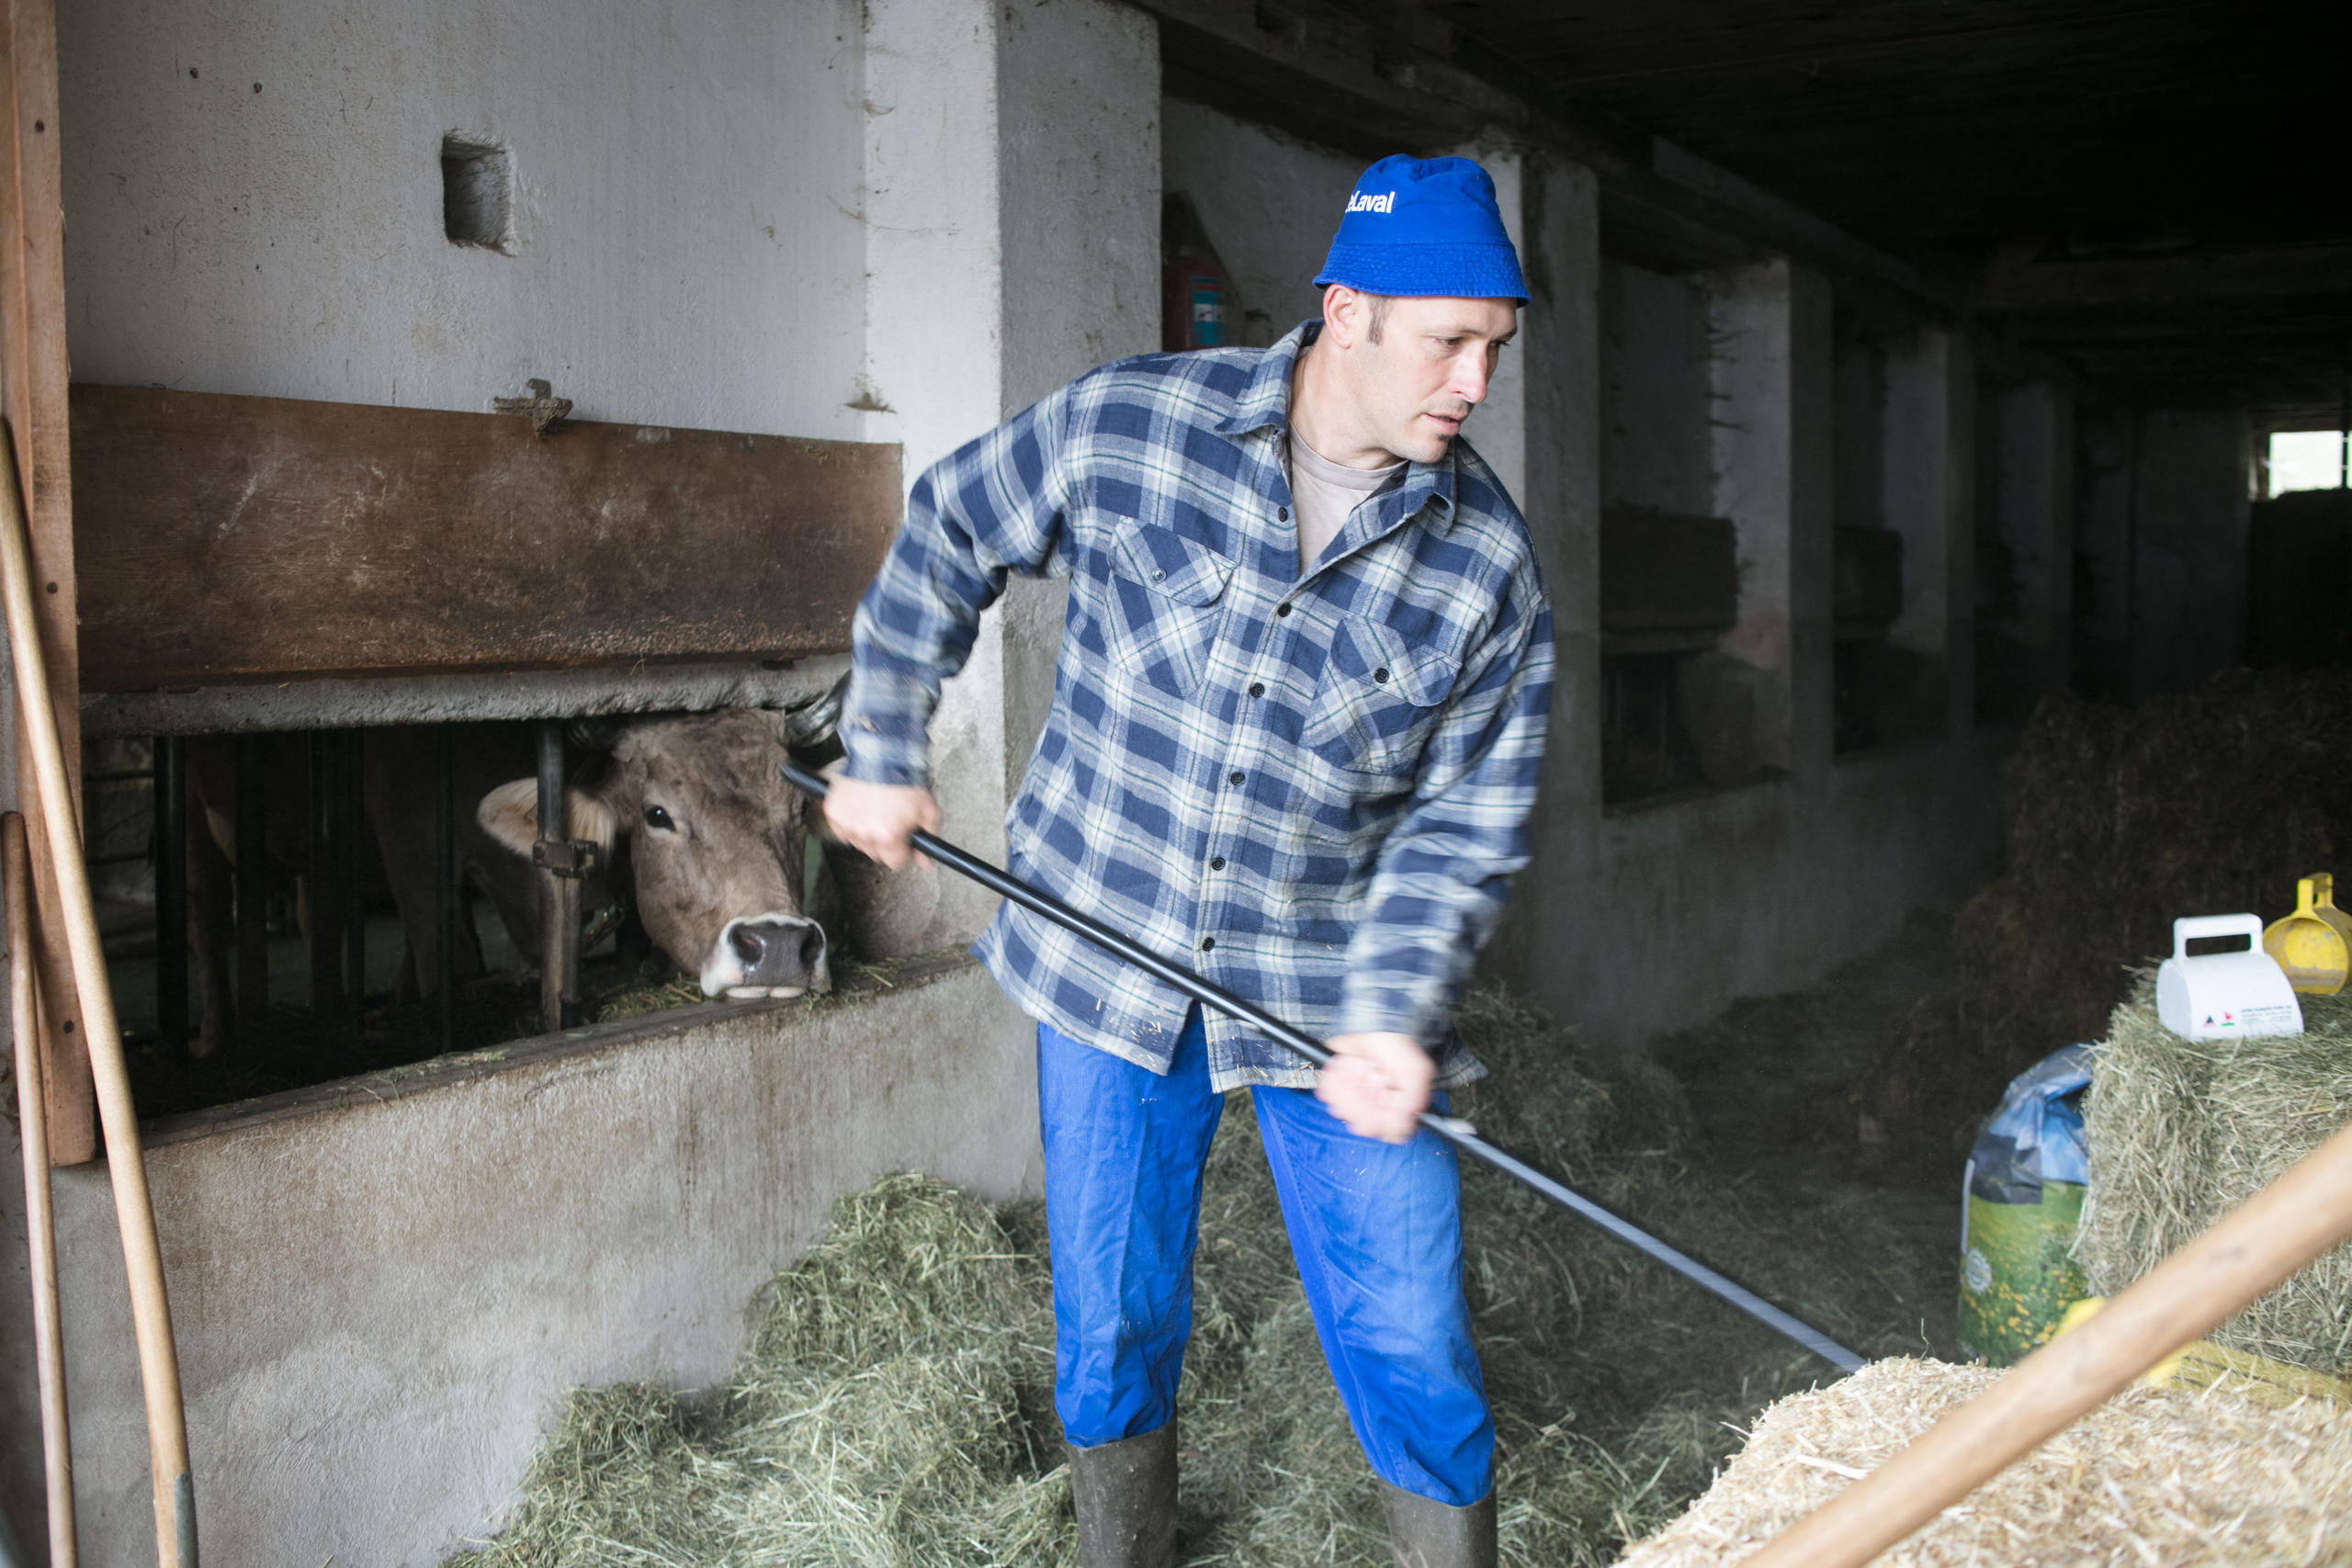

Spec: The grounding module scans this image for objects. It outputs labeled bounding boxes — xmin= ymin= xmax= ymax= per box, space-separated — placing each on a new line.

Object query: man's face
xmin=1331 ymin=290 xmax=1519 ymax=465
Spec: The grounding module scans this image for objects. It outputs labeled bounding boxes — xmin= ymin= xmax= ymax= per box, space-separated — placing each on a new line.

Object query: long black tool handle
xmin=785 ymin=762 xmax=1865 ymax=1374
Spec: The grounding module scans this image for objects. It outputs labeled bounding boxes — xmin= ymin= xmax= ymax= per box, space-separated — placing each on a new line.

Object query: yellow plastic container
xmin=2264 ymin=874 xmax=2351 ymax=995
xmin=2057 ymin=1297 xmax=2352 ymax=1408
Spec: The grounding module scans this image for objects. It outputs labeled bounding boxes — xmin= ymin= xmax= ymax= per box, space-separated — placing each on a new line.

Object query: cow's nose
xmin=725 ymin=915 xmax=826 ymax=992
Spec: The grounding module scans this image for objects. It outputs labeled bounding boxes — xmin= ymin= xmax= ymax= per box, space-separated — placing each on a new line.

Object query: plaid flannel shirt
xmin=842 ymin=321 xmax=1555 ymax=1092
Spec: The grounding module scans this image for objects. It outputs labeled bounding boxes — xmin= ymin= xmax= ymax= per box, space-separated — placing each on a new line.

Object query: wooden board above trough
xmin=72 ymin=384 xmax=901 ymax=691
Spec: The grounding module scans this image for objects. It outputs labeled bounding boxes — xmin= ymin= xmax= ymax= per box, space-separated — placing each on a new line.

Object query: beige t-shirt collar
xmin=1285 ymin=430 xmax=1405 ymax=576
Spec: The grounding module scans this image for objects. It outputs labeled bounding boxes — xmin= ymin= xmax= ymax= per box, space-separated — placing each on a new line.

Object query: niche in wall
xmin=441 ymin=135 xmax=513 ymax=251
xmin=1598 ymin=254 xmax=1778 ymax=805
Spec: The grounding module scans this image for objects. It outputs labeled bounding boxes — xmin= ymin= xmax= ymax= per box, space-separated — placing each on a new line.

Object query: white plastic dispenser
xmin=2155 ymin=913 xmax=2304 ymax=1041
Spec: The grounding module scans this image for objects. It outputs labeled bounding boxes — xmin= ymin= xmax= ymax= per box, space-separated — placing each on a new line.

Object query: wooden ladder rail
xmin=8 ymin=811 xmax=75 ymax=1566
xmin=0 ymin=429 xmax=195 ymax=1567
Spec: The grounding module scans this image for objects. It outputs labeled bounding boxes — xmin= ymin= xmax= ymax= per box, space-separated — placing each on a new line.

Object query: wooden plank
xmin=71 ymin=385 xmax=902 ymax=689
xmin=0 ymin=0 xmax=92 ymax=1164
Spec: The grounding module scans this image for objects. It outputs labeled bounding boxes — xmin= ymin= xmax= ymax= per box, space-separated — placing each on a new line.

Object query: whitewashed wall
xmin=59 ymin=0 xmax=870 ymax=436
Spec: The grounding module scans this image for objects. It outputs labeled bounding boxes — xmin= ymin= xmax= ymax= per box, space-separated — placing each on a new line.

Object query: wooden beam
xmin=71 ymin=385 xmax=902 ymax=690
xmin=0 ymin=0 xmax=91 ymax=1165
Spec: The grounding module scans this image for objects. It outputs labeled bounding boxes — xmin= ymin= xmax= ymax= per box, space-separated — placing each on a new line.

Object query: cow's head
xmin=478 ymin=692 xmax=839 ymax=999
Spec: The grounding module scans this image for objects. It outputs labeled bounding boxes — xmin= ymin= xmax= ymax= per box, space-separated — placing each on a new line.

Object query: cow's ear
xmin=478 ymin=779 xmax=621 ymax=856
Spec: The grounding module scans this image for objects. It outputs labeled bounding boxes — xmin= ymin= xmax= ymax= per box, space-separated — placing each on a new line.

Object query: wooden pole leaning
xmin=8 ymin=811 xmax=76 ymax=1565
xmin=0 ymin=433 xmax=196 ymax=1568
xmin=1742 ymin=1117 xmax=2352 ymax=1568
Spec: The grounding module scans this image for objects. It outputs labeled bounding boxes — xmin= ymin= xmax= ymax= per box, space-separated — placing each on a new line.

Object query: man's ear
xmin=477 ymin=779 xmax=621 ymax=857
xmin=1321 ymin=283 xmax=1366 ymax=350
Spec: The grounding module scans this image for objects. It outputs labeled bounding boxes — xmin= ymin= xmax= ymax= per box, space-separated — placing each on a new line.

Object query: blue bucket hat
xmin=1314 ymin=155 xmax=1528 ymax=303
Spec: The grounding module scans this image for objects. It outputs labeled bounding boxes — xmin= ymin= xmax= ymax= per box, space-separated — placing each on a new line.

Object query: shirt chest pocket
xmin=1104 ymin=521 xmax=1236 ymax=698
xmin=1301 ymin=615 xmax=1461 ymax=776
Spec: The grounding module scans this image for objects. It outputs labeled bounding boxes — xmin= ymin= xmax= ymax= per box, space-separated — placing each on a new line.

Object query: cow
xmin=474 ymin=694 xmax=866 ymax=999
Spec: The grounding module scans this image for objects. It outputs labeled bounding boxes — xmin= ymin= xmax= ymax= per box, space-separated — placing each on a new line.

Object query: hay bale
xmin=2076 ymin=983 xmax=2352 ymax=1374
xmin=1618 ymin=1356 xmax=2352 ymax=1566
xmin=1872 ymin=668 xmax=2352 ymax=1155
xmin=449 ymin=986 xmax=1948 ymax=1567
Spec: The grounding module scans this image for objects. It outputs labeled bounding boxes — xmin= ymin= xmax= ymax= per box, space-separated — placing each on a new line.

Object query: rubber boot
xmin=1377 ymin=1479 xmax=1498 ymax=1568
xmin=1069 ymin=1422 xmax=1178 ymax=1568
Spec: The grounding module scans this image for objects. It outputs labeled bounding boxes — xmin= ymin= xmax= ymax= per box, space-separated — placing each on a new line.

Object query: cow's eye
xmin=642 ymin=804 xmax=675 ymax=830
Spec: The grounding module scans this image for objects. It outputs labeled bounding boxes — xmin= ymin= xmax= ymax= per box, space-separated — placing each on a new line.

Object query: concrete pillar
xmin=1987 ymin=382 xmax=2076 ymax=704
xmin=995 ymin=0 xmax=1159 ymax=796
xmin=858 ymin=0 xmax=1157 ymax=948
xmin=2130 ymin=409 xmax=2252 ymax=695
xmin=1452 ymin=144 xmax=1529 ymax=509
xmin=1476 ymin=151 xmax=1600 ymax=1022
xmin=1878 ymin=324 xmax=1964 ymax=729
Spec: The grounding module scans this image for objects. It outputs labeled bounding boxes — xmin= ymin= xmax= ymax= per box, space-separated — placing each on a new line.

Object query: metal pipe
xmin=344 ymin=731 xmax=366 ymax=1051
xmin=232 ymin=735 xmax=266 ymax=1035
xmin=8 ymin=813 xmax=79 ymax=1567
xmin=307 ymin=732 xmax=339 ymax=1021
xmin=153 ymin=738 xmax=187 ymax=1056
xmin=779 ymin=761 xmax=1864 ymax=1374
xmin=535 ymin=722 xmax=578 ymax=1032
xmin=435 ymin=728 xmax=455 ymax=1055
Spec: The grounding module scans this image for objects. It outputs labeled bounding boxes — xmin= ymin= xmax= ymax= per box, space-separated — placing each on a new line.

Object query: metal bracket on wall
xmin=492 ymin=377 xmax=572 ymax=436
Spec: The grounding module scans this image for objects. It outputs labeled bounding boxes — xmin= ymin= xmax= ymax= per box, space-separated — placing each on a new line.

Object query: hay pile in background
xmin=1872 ymin=668 xmax=2352 ymax=1154
xmin=2077 ymin=983 xmax=2352 ymax=1374
xmin=1617 ymin=1356 xmax=2352 ymax=1566
xmin=449 ymin=986 xmax=1946 ymax=1567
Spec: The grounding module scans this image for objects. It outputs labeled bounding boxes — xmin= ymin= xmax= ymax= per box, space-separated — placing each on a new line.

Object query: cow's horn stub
xmin=782 ymin=672 xmax=850 ymax=755
xmin=567 ymin=715 xmax=628 ymax=754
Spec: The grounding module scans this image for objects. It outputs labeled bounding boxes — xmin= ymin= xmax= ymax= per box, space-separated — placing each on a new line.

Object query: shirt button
xmin=1278 ymin=506 xmax=1289 ymax=522
xmin=1374 ymin=667 xmax=1390 ymax=683
xmin=1248 ymin=682 xmax=1264 ymax=698
xmin=1209 ymin=855 xmax=1226 ymax=871
xmin=1228 ymin=770 xmax=1245 ymax=786
xmin=1276 ymin=604 xmax=1293 ymax=618
xmin=1199 ymin=936 xmax=1216 ymax=952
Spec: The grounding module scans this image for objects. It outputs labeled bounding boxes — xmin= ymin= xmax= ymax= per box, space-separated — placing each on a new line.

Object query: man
xmin=828 ymin=155 xmax=1554 ymax=1568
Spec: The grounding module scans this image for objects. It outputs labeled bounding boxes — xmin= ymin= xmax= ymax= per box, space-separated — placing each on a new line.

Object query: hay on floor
xmin=447 ymin=986 xmax=1946 ymax=1567
xmin=1618 ymin=1356 xmax=2352 ymax=1566
xmin=2076 ymin=983 xmax=2352 ymax=1375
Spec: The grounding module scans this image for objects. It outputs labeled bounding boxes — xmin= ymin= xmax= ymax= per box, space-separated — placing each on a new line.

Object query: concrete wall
xmin=48 ymin=964 xmax=1039 ymax=1568
xmin=2071 ymin=405 xmax=2252 ymax=700
xmin=1601 ymin=259 xmax=1716 ymax=517
xmin=60 ymin=0 xmax=870 ymax=437
xmin=1487 ymin=209 xmax=2003 ymax=1048
xmin=1161 ymin=100 xmax=1359 ymax=345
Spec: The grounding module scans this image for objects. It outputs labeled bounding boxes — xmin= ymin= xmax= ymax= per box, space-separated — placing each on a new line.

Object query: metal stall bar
xmin=435 ymin=728 xmax=456 ymax=1055
xmin=306 ymin=732 xmax=344 ymax=1024
xmin=232 ymin=736 xmax=266 ymax=1041
xmin=534 ymin=722 xmax=582 ymax=1033
xmin=153 ymin=737 xmax=187 ymax=1057
xmin=343 ymin=730 xmax=367 ymax=1054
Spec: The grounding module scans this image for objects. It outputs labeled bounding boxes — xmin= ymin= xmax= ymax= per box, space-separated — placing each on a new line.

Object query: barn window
xmin=441 ymin=136 xmax=512 ymax=251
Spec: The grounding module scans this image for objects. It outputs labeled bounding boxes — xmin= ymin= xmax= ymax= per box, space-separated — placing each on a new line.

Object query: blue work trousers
xmin=1039 ymin=1009 xmax=1494 ymax=1506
